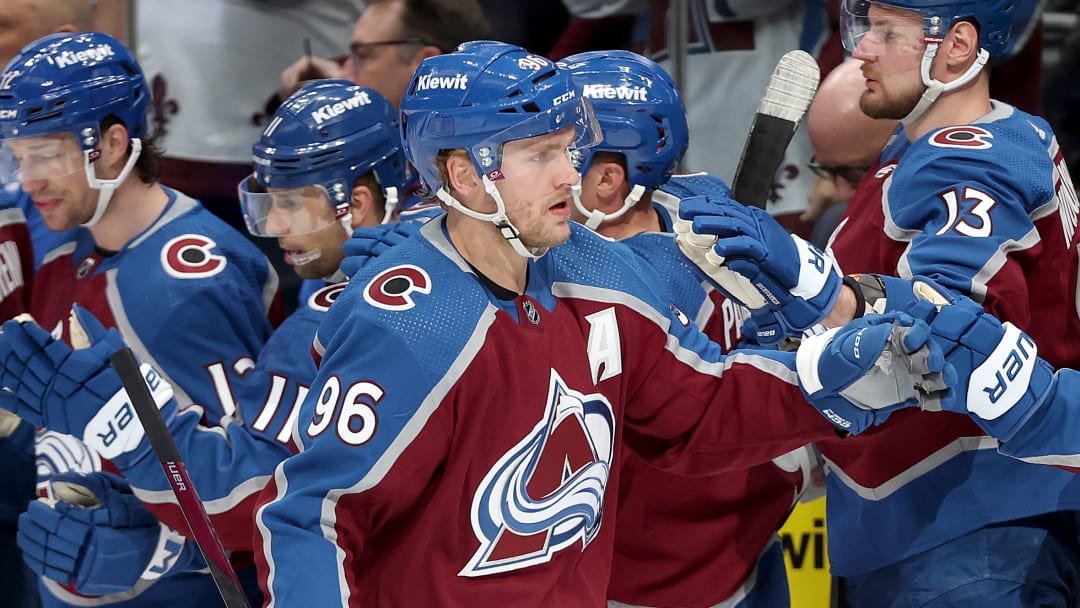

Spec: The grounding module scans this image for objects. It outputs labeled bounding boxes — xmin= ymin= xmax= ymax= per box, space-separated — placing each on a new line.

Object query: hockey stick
xmin=730 ymin=49 xmax=820 ymax=209
xmin=108 ymin=347 xmax=251 ymax=608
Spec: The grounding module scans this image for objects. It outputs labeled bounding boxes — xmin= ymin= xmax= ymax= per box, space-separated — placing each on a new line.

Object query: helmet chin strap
xmin=82 ymin=138 xmax=142 ymax=227
xmin=901 ymin=44 xmax=989 ymax=126
xmin=338 ymin=211 xmax=354 ymax=236
xmin=323 ymin=267 xmax=348 ymax=283
xmin=435 ymin=175 xmax=546 ymax=260
xmin=379 ymin=186 xmax=399 ymax=225
xmin=571 ymin=182 xmax=646 ymax=230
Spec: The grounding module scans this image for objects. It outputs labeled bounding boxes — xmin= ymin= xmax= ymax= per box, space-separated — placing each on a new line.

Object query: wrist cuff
xmin=843 ymin=273 xmax=887 ymax=318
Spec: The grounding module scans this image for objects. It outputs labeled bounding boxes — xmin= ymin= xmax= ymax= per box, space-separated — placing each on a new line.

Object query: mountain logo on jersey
xmin=363 ymin=264 xmax=431 ymax=311
xmin=460 ymin=369 xmax=615 ymax=577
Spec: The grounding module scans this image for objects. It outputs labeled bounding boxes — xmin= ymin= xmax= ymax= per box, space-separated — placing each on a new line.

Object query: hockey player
xmin=561 ymin=50 xmax=807 ymax=608
xmin=676 ymin=0 xmax=1080 ymax=604
xmin=0 ymin=32 xmax=281 ymax=607
xmin=0 ymin=78 xmax=410 ymax=595
xmin=252 ymin=40 xmax=948 ymax=606
xmin=0 ymin=7 xmax=105 ymax=607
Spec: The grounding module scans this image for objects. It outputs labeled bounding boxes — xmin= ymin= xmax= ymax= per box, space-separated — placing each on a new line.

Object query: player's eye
xmin=275 ymin=196 xmax=303 ymax=211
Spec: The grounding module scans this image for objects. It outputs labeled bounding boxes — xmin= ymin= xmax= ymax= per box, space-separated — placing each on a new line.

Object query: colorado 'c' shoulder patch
xmin=928 ymin=126 xmax=993 ymax=150
xmin=363 ymin=264 xmax=431 ymax=311
xmin=160 ymin=234 xmax=227 ymax=279
xmin=308 ymin=282 xmax=347 ymax=312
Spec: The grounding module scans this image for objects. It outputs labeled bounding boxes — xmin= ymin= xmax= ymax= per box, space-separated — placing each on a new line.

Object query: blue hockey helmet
xmin=841 ymin=0 xmax=1020 ymax=60
xmin=239 ymin=80 xmax=409 ymax=236
xmin=562 ymin=50 xmax=688 ymax=189
xmin=0 ymin=31 xmax=148 ymax=148
xmin=0 ymin=32 xmax=150 ymax=225
xmin=997 ymin=0 xmax=1045 ymax=63
xmin=400 ymin=40 xmax=602 ymax=197
xmin=399 ymin=40 xmax=603 ymax=258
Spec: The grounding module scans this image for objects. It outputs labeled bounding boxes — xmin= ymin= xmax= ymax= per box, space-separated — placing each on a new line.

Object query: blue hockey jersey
xmin=254 ymin=216 xmax=837 ymax=607
xmin=821 ymin=101 xmax=1080 ymax=576
xmin=30 ymin=188 xmax=279 ymax=606
xmin=121 ymin=283 xmax=343 ymax=550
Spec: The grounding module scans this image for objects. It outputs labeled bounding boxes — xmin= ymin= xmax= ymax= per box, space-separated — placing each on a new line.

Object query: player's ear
xmin=97 ymin=123 xmax=132 ymax=178
xmin=944 ymin=20 xmax=980 ymax=69
xmin=446 ymin=151 xmax=481 ymax=197
xmin=595 ymin=161 xmax=627 ymax=208
xmin=349 ymin=183 xmax=377 ymax=228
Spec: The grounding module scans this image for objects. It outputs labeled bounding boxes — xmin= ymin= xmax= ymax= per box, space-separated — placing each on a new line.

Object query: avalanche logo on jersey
xmin=308 ymin=282 xmax=346 ymax=312
xmin=460 ymin=369 xmax=615 ymax=577
xmin=364 ymin=264 xmax=431 ymax=311
xmin=928 ymin=126 xmax=993 ymax=150
xmin=161 ymin=234 xmax=226 ymax=279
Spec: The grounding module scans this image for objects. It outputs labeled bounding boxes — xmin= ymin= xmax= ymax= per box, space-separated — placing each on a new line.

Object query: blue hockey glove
xmin=796 ymin=312 xmax=951 ymax=435
xmin=340 ymin=221 xmax=420 ymax=277
xmin=0 ymin=305 xmax=175 ymax=463
xmin=674 ymin=194 xmax=842 ymax=344
xmin=18 ymin=472 xmax=193 ymax=596
xmin=911 ymin=294 xmax=1056 ymax=442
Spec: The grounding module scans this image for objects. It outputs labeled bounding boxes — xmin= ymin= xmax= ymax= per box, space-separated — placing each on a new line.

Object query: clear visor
xmin=237 ymin=176 xmax=343 ymax=237
xmin=841 ymin=0 xmax=930 ymax=55
xmin=471 ymin=95 xmax=603 ymax=181
xmin=0 ymin=133 xmax=90 ymax=186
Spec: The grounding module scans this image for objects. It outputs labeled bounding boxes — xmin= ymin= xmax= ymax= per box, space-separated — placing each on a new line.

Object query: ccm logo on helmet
xmin=51 ymin=44 xmax=116 ymax=69
xmin=160 ymin=235 xmax=227 ymax=279
xmin=311 ymin=90 xmax=372 ymax=126
xmin=551 ymin=90 xmax=576 ymax=107
xmin=0 ymin=110 xmax=15 ymax=119
xmin=363 ymin=264 xmax=431 ymax=311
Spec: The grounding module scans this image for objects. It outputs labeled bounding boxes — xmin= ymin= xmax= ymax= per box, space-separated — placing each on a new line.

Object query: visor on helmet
xmin=238 ymin=175 xmax=345 ymax=237
xmin=0 ymin=133 xmax=92 ymax=186
xmin=469 ymin=95 xmax=603 ymax=181
xmin=841 ymin=0 xmax=930 ymax=55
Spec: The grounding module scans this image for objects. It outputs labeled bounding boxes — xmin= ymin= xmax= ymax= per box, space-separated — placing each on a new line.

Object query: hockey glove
xmin=796 ymin=312 xmax=951 ymax=435
xmin=912 ymin=294 xmax=1056 ymax=442
xmin=18 ymin=472 xmax=194 ymax=596
xmin=0 ymin=306 xmax=175 ymax=464
xmin=675 ymin=194 xmax=842 ymax=344
xmin=340 ymin=221 xmax=420 ymax=277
